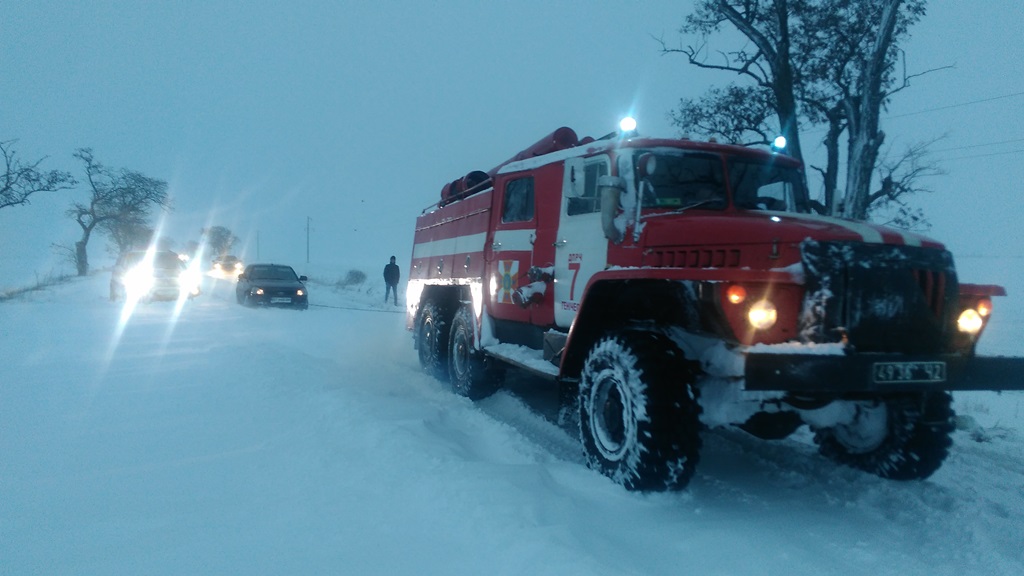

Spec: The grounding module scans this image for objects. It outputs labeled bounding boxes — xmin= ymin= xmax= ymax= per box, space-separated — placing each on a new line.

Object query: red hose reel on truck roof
xmin=439 ymin=127 xmax=594 ymax=206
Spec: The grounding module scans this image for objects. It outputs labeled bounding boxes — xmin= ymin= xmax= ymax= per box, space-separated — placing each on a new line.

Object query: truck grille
xmin=799 ymin=240 xmax=957 ymax=353
xmin=645 ymin=248 xmax=741 ymax=268
xmin=913 ymin=268 xmax=948 ymax=318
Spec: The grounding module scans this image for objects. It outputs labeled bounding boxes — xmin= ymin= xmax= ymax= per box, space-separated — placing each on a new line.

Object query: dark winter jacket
xmin=384 ymin=263 xmax=400 ymax=285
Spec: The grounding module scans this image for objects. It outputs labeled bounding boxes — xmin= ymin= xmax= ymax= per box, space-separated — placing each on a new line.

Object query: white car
xmin=110 ymin=250 xmax=201 ymax=302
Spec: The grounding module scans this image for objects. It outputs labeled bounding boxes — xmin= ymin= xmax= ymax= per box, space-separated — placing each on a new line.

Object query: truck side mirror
xmin=597 ymin=175 xmax=626 ymax=244
xmin=636 ymin=153 xmax=657 ymax=178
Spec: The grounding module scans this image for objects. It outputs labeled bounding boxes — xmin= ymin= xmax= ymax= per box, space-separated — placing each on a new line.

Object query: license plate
xmin=270 ymin=297 xmax=292 ymax=304
xmin=872 ymin=361 xmax=946 ymax=384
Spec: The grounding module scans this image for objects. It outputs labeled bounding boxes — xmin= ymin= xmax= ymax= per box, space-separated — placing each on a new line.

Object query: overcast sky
xmin=2 ymin=1 xmax=1022 ymax=289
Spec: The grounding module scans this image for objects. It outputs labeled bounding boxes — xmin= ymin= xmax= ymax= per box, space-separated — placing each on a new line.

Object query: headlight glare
xmin=124 ymin=267 xmax=154 ymax=297
xmin=747 ymin=300 xmax=778 ymax=330
xmin=957 ymin=309 xmax=983 ymax=334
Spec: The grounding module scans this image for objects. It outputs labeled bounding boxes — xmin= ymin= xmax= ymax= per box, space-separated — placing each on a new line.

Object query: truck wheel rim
xmin=419 ymin=318 xmax=435 ymax=365
xmin=590 ymin=373 xmax=632 ymax=460
xmin=452 ymin=329 xmax=469 ymax=379
xmin=833 ymin=402 xmax=889 ymax=454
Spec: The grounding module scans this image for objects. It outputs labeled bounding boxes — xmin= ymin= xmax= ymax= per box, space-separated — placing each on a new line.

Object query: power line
xmin=803 ymin=90 xmax=1024 ymax=134
xmin=937 ymin=148 xmax=1024 ymax=161
xmin=931 ymin=137 xmax=1024 ymax=153
xmin=886 ymin=91 xmax=1024 ymax=119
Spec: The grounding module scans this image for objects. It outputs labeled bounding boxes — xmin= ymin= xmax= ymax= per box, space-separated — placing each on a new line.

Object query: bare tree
xmin=867 ymin=137 xmax=946 ymax=230
xmin=67 ymin=148 xmax=171 ymax=276
xmin=661 ymin=0 xmax=938 ymax=225
xmin=1 ymin=140 xmax=76 ymax=210
xmin=201 ymin=226 xmax=239 ymax=258
xmin=182 ymin=240 xmax=202 ymax=261
xmin=671 ymin=84 xmax=778 ymax=146
xmin=665 ymin=0 xmax=806 ymax=163
xmin=103 ymin=219 xmax=155 ymax=256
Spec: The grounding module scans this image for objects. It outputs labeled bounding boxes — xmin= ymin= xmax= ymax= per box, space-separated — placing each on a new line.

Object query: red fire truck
xmin=407 ymin=122 xmax=1024 ymax=491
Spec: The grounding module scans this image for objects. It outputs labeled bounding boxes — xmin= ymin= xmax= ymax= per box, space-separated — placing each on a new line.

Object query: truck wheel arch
xmin=560 ymin=278 xmax=710 ymax=380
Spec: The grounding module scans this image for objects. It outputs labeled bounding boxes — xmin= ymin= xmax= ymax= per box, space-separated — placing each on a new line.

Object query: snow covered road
xmin=1 ymin=273 xmax=1022 ymax=575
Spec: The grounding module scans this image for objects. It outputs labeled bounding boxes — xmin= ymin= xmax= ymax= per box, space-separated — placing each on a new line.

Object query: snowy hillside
xmin=1 ymin=271 xmax=1022 ymax=575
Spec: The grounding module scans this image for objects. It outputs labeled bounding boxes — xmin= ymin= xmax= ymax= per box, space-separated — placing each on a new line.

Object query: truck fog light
xmin=726 ymin=285 xmax=747 ymax=304
xmin=748 ymin=300 xmax=777 ymax=330
xmin=977 ymin=298 xmax=992 ymax=317
xmin=957 ymin=309 xmax=983 ymax=334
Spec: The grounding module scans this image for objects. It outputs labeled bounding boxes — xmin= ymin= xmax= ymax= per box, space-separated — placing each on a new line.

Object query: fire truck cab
xmin=407 ymin=122 xmax=1023 ymax=491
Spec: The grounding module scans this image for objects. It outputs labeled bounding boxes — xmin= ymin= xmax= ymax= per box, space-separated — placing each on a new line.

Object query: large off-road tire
xmin=447 ymin=305 xmax=501 ymax=400
xmin=814 ymin=392 xmax=955 ymax=480
xmin=579 ymin=331 xmax=702 ymax=491
xmin=417 ymin=301 xmax=451 ymax=380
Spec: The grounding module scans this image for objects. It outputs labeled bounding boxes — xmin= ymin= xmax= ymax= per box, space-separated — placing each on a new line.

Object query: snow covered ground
xmin=1 ymin=271 xmax=1022 ymax=575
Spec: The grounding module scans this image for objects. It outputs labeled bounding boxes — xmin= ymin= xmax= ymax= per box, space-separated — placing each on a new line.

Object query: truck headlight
xmin=957 ymin=309 xmax=984 ymax=334
xmin=748 ymin=300 xmax=778 ymax=330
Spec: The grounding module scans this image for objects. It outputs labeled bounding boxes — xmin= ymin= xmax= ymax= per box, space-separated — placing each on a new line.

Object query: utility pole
xmin=306 ymin=216 xmax=311 ymax=263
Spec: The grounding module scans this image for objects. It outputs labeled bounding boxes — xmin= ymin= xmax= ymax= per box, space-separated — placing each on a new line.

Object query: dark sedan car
xmin=212 ymin=254 xmax=244 ymax=278
xmin=235 ymin=264 xmax=309 ymax=309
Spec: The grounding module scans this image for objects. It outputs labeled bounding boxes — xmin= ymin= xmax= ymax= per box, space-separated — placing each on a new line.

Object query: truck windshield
xmin=636 ymin=152 xmax=727 ymax=210
xmin=634 ymin=150 xmax=811 ymax=214
xmin=728 ymin=158 xmax=811 ymax=214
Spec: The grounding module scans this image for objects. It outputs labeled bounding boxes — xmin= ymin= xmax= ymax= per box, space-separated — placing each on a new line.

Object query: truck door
xmin=486 ymin=174 xmax=537 ymax=326
xmin=553 ymin=156 xmax=611 ymax=328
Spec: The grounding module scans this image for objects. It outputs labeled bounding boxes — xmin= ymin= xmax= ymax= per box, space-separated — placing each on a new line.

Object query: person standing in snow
xmin=383 ymin=256 xmax=400 ymax=306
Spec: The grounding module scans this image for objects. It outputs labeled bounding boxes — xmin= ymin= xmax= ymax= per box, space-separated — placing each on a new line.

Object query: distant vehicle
xmin=212 ymin=255 xmax=244 ymax=277
xmin=236 ymin=264 xmax=309 ymax=309
xmin=110 ymin=250 xmax=202 ymax=302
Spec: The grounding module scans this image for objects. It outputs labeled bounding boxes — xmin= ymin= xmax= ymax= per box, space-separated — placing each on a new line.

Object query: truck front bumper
xmin=745 ymin=352 xmax=1024 ymax=393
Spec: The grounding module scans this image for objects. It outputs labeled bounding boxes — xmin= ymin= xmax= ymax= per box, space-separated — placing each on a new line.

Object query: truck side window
xmin=501 ymin=177 xmax=534 ymax=223
xmin=567 ymin=162 xmax=609 ymax=216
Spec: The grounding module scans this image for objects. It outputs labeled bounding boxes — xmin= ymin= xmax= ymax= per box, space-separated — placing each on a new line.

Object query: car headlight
xmin=179 ymin=269 xmax=202 ymax=292
xmin=255 ymin=288 xmax=264 ymax=295
xmin=747 ymin=300 xmax=778 ymax=330
xmin=124 ymin=266 xmax=154 ymax=297
xmin=234 ymin=262 xmax=244 ymax=271
xmin=296 ymin=289 xmax=305 ymax=296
